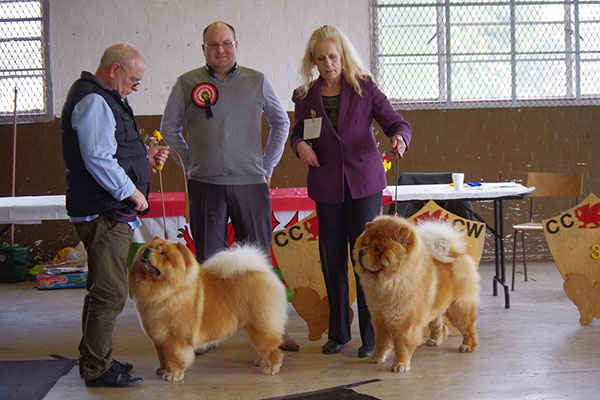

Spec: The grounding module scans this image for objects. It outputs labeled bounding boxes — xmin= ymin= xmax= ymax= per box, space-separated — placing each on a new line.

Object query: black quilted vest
xmin=61 ymin=72 xmax=150 ymax=218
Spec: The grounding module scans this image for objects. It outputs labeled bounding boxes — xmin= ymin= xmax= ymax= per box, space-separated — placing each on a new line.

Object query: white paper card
xmin=303 ymin=117 xmax=322 ymax=140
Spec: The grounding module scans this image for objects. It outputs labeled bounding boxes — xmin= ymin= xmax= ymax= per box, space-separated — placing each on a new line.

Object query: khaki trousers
xmin=74 ymin=214 xmax=132 ymax=380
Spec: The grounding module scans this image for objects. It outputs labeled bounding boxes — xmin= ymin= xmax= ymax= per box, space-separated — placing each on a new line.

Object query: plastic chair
xmin=511 ymin=172 xmax=583 ymax=290
xmin=389 ymin=172 xmax=480 ymax=221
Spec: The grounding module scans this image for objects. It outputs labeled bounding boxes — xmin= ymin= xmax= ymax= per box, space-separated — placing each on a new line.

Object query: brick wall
xmin=1 ymin=106 xmax=598 ymax=264
xmin=1 ymin=1 xmax=598 ymax=264
xmin=50 ymin=0 xmax=370 ymax=114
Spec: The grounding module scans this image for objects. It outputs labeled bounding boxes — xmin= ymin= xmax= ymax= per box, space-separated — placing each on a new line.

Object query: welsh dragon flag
xmin=127 ymin=193 xmax=193 ymax=266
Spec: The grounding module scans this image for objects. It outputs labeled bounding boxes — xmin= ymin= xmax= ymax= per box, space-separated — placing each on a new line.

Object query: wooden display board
xmin=272 ymin=211 xmax=356 ymax=341
xmin=408 ymin=200 xmax=486 ymax=266
xmin=543 ymin=193 xmax=600 ymax=325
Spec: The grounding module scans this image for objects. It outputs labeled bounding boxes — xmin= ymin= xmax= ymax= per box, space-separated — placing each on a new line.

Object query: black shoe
xmin=113 ymin=359 xmax=133 ymax=373
xmin=322 ymin=340 xmax=347 ymax=354
xmin=85 ymin=364 xmax=143 ymax=388
xmin=79 ymin=359 xmax=133 ymax=378
xmin=357 ymin=345 xmax=374 ymax=358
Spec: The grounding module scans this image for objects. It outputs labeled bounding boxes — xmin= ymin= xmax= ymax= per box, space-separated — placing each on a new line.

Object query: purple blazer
xmin=290 ymin=76 xmax=412 ymax=204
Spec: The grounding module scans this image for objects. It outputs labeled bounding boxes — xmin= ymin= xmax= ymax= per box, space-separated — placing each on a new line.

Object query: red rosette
xmin=192 ymin=83 xmax=218 ymax=108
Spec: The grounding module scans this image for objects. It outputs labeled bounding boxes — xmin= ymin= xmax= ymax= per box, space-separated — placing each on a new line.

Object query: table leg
xmin=0 ymin=223 xmax=13 ymax=238
xmin=492 ymin=199 xmax=510 ymax=309
xmin=493 ymin=204 xmax=499 ymax=297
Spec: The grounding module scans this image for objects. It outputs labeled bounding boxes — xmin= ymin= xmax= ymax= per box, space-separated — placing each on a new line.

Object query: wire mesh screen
xmin=371 ymin=0 xmax=600 ymax=109
xmin=0 ymin=0 xmax=51 ymax=123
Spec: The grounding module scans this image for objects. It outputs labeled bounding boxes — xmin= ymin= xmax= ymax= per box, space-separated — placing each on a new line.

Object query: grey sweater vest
xmin=180 ymin=66 xmax=266 ymax=185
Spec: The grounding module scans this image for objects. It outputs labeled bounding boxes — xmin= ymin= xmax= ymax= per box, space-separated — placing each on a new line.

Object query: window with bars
xmin=371 ymin=0 xmax=600 ymax=109
xmin=0 ymin=0 xmax=51 ymax=123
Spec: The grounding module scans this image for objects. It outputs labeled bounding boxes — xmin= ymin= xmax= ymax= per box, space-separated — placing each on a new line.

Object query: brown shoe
xmin=279 ymin=332 xmax=300 ymax=352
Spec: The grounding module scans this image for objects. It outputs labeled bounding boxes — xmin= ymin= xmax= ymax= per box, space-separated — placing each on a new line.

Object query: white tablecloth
xmin=0 ymin=195 xmax=68 ymax=224
xmin=385 ymin=182 xmax=534 ymax=201
xmin=1 ymin=183 xmax=534 ymax=225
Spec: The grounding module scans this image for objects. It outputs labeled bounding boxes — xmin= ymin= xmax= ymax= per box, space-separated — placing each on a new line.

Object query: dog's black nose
xmin=142 ymin=248 xmax=152 ymax=258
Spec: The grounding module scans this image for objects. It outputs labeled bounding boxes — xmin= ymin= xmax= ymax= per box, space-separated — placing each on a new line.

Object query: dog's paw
xmin=391 ymin=361 xmax=410 ymax=372
xmin=262 ymin=364 xmax=281 ymax=375
xmin=156 ymin=367 xmax=184 ymax=381
xmin=163 ymin=371 xmax=185 ymax=381
xmin=256 ymin=357 xmax=281 ymax=375
xmin=426 ymin=337 xmax=442 ymax=346
xmin=368 ymin=354 xmax=385 ymax=364
xmin=459 ymin=344 xmax=473 ymax=353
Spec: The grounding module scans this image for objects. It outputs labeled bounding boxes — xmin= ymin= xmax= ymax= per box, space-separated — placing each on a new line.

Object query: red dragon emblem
xmin=302 ymin=215 xmax=319 ymax=241
xmin=413 ymin=209 xmax=450 ymax=225
xmin=176 ymin=225 xmax=196 ymax=254
xmin=574 ymin=202 xmax=600 ymax=229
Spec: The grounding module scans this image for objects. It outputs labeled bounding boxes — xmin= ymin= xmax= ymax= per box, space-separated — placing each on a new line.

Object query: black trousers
xmin=188 ymin=180 xmax=272 ymax=263
xmin=316 ymin=189 xmax=382 ymax=347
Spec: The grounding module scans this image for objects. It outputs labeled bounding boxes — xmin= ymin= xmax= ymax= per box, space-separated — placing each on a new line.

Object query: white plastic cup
xmin=452 ymin=173 xmax=465 ymax=190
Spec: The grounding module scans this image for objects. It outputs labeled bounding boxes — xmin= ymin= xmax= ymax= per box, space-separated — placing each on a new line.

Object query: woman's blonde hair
xmin=297 ymin=25 xmax=373 ymax=99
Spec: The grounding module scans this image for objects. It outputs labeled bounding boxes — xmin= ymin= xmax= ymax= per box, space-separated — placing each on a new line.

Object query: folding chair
xmin=511 ymin=172 xmax=583 ymax=290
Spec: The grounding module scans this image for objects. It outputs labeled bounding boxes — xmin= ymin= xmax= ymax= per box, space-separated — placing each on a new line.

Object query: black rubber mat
xmin=0 ymin=356 xmax=76 ymax=400
xmin=261 ymin=379 xmax=381 ymax=400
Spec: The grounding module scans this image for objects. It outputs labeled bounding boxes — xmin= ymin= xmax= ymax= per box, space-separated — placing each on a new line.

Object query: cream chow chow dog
xmin=353 ymin=215 xmax=480 ymax=372
xmin=130 ymin=237 xmax=287 ymax=381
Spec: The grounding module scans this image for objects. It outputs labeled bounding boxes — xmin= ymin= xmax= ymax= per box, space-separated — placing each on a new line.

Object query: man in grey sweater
xmin=160 ymin=21 xmax=298 ymax=351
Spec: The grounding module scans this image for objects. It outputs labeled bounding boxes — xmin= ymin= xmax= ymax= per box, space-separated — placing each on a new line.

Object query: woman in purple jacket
xmin=290 ymin=25 xmax=412 ymax=358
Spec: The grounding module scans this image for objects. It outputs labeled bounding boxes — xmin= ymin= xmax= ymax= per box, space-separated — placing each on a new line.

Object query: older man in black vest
xmin=61 ymin=43 xmax=168 ymax=388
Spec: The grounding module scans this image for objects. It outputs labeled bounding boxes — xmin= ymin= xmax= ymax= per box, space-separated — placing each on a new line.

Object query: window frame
xmin=0 ymin=0 xmax=52 ymax=124
xmin=370 ymin=0 xmax=600 ymax=109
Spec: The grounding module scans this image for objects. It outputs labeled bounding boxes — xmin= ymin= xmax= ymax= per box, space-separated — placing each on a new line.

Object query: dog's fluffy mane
xmin=202 ymin=245 xmax=272 ymax=278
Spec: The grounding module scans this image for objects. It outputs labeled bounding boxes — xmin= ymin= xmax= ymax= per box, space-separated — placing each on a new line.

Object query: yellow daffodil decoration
xmin=139 ymin=128 xmax=164 ymax=171
xmin=373 ymin=129 xmax=392 ymax=173
xmin=382 ymin=154 xmax=392 ymax=173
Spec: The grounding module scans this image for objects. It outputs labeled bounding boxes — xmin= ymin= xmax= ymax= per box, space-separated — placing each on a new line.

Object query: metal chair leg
xmin=521 ymin=231 xmax=528 ymax=282
xmin=511 ymin=230 xmax=518 ymax=291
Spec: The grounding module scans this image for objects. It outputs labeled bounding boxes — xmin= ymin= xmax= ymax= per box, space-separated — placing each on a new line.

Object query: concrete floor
xmin=1 ymin=261 xmax=599 ymax=400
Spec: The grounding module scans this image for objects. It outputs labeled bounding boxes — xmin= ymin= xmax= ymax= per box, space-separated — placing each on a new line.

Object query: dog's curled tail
xmin=416 ymin=221 xmax=467 ymax=263
xmin=202 ymin=244 xmax=273 ymax=278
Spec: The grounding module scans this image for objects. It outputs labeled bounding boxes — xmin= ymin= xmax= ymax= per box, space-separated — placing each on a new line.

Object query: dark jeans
xmin=188 ymin=180 xmax=272 ymax=263
xmin=74 ymin=214 xmax=132 ymax=380
xmin=316 ymin=190 xmax=382 ymax=347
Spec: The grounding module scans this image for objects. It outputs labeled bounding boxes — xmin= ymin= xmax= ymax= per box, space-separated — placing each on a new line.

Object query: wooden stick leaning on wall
xmin=11 ymin=88 xmax=18 ymax=246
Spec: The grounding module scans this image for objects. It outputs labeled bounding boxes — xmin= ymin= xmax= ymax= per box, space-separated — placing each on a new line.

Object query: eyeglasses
xmin=204 ymin=40 xmax=236 ymax=50
xmin=119 ymin=64 xmax=142 ymax=88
